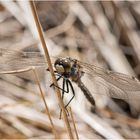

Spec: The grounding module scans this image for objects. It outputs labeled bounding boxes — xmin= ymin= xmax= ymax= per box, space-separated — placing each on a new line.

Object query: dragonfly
xmin=1 ymin=48 xmax=140 ymax=109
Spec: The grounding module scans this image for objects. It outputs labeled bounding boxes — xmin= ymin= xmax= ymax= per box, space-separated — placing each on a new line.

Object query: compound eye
xmin=62 ymin=60 xmax=71 ymax=72
xmin=55 ymin=64 xmax=65 ymax=73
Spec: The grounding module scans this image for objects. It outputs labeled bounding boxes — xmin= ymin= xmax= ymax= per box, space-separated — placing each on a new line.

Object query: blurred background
xmin=0 ymin=1 xmax=140 ymax=139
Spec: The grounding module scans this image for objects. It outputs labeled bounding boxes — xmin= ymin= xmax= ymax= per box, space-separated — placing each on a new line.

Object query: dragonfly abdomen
xmin=77 ymin=79 xmax=95 ymax=107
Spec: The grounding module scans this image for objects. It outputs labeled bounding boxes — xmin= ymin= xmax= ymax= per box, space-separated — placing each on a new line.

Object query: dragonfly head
xmin=54 ymin=58 xmax=71 ymax=75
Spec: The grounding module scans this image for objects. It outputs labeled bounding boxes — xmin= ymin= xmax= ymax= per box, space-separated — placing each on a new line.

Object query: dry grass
xmin=0 ymin=1 xmax=140 ymax=139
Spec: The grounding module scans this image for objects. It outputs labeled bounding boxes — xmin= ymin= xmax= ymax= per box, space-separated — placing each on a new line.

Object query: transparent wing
xmin=77 ymin=60 xmax=140 ymax=100
xmin=0 ymin=48 xmax=51 ymax=72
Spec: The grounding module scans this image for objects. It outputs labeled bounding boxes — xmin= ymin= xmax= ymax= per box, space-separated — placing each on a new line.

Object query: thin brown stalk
xmin=0 ymin=67 xmax=32 ymax=74
xmin=29 ymin=1 xmax=74 ymax=139
xmin=0 ymin=67 xmax=58 ymax=138
xmin=32 ymin=67 xmax=58 ymax=139
xmin=0 ymin=101 xmax=32 ymax=110
xmin=69 ymin=107 xmax=79 ymax=140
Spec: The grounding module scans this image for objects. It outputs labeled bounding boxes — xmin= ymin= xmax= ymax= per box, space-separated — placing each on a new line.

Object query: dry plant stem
xmin=111 ymin=1 xmax=140 ymax=61
xmin=1 ymin=1 xmax=26 ymax=26
xmin=45 ymin=13 xmax=76 ymax=38
xmin=32 ymin=67 xmax=58 ymax=139
xmin=0 ymin=67 xmax=58 ymax=138
xmin=29 ymin=1 xmax=74 ymax=139
xmin=69 ymin=107 xmax=79 ymax=140
xmin=0 ymin=101 xmax=32 ymax=109
xmin=0 ymin=67 xmax=32 ymax=74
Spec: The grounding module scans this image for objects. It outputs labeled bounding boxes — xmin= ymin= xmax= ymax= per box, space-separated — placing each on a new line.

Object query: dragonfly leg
xmin=64 ymin=79 xmax=75 ymax=108
xmin=50 ymin=75 xmax=62 ymax=87
xmin=46 ymin=68 xmax=57 ymax=73
xmin=62 ymin=78 xmax=67 ymax=99
xmin=50 ymin=75 xmax=70 ymax=93
xmin=59 ymin=78 xmax=70 ymax=119
xmin=49 ymin=75 xmax=70 ymax=118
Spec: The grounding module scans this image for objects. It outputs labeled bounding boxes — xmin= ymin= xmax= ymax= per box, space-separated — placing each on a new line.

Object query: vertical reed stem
xmin=29 ymin=1 xmax=74 ymax=139
xmin=32 ymin=67 xmax=58 ymax=139
xmin=69 ymin=107 xmax=79 ymax=139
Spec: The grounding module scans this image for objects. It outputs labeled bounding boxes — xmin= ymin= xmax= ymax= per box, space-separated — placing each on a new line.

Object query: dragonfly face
xmin=54 ymin=57 xmax=83 ymax=81
xmin=54 ymin=58 xmax=71 ymax=76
